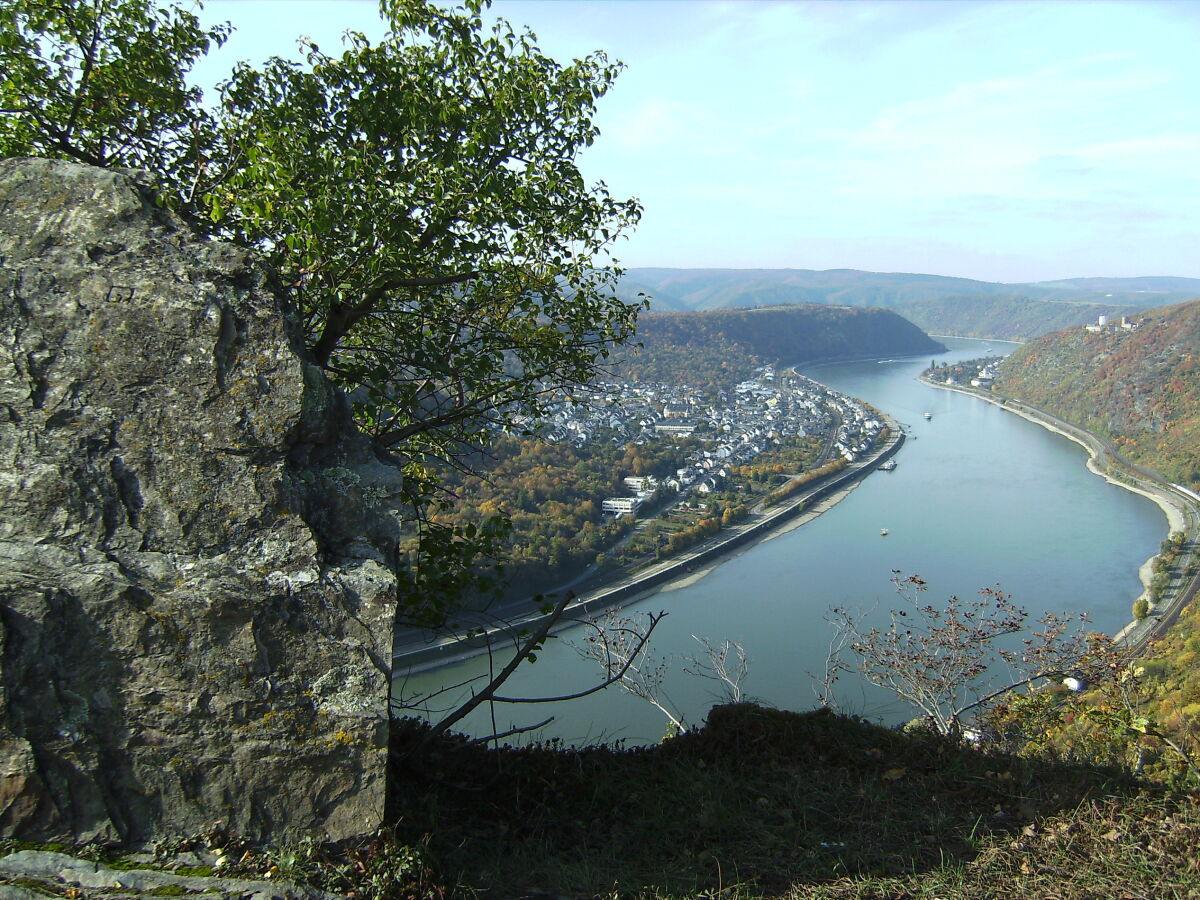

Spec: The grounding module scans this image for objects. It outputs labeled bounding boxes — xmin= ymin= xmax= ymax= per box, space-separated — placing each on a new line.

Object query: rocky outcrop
xmin=0 ymin=158 xmax=403 ymax=844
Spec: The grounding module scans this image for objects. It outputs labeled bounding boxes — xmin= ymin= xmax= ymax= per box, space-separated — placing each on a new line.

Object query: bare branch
xmin=683 ymin=636 xmax=749 ymax=704
xmin=494 ymin=611 xmax=667 ymax=704
xmin=425 ymin=588 xmax=574 ymax=741
xmin=571 ymin=610 xmax=686 ymax=733
xmin=391 ymin=671 xmax=488 ymax=715
xmin=465 ymin=716 xmax=555 ymax=746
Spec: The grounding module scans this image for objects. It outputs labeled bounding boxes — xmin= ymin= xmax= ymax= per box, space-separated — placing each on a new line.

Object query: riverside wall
xmin=394 ymin=425 xmax=905 ymax=673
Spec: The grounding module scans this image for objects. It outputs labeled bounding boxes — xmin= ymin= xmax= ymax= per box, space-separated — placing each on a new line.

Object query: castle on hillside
xmin=1084 ymin=314 xmax=1144 ymax=334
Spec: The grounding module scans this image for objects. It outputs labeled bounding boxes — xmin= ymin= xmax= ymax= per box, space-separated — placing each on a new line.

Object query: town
xmin=532 ymin=367 xmax=889 ymax=521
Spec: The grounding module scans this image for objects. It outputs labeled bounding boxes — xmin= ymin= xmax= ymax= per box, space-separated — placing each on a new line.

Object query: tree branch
xmin=311 ymin=268 xmax=479 ymax=366
xmin=64 ymin=9 xmax=102 ymax=144
xmin=492 ymin=611 xmax=667 ymax=704
xmin=465 ymin=716 xmax=556 ymax=746
xmin=425 ymin=588 xmax=575 ymax=741
xmin=955 ymin=669 xmax=1069 ymax=723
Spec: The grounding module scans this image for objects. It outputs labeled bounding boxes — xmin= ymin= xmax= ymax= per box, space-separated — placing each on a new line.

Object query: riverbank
xmin=392 ymin=418 xmax=904 ymax=672
xmin=658 ymin=478 xmax=867 ymax=592
xmin=926 ymin=333 xmax=1026 ymax=345
xmin=920 ymin=375 xmax=1200 ymax=647
xmin=948 ymin=385 xmax=1187 ymax=532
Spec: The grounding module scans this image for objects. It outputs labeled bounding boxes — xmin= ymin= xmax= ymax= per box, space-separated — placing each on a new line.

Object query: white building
xmin=623 ymin=476 xmax=657 ymax=492
xmin=602 ymin=496 xmax=642 ymax=516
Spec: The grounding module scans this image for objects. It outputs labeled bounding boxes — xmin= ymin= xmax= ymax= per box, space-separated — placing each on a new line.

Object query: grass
xmin=388 ymin=703 xmax=1200 ymax=899
xmin=801 ymin=791 xmax=1200 ymax=899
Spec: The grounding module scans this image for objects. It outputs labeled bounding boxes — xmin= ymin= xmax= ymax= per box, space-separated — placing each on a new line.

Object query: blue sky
xmin=194 ymin=1 xmax=1200 ymax=283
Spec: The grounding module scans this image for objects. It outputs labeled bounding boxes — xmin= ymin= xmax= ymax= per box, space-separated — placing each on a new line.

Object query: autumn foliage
xmin=999 ymin=299 xmax=1200 ymax=491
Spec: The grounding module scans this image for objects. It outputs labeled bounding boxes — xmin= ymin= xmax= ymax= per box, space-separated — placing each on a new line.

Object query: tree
xmin=211 ymin=0 xmax=643 ymax=464
xmin=683 ymin=636 xmax=749 ymax=704
xmin=2 ymin=0 xmax=644 ymax=629
xmin=828 ymin=572 xmax=1119 ymax=737
xmin=0 ymin=0 xmax=230 ymax=217
xmin=571 ymin=613 xmax=752 ymax=736
xmin=574 ymin=611 xmax=686 ymax=734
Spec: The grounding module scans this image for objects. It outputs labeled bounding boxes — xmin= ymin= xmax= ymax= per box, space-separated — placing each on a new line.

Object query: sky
xmin=194 ymin=1 xmax=1200 ymax=283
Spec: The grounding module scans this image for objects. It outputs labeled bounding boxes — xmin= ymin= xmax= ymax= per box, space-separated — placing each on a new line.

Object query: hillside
xmin=387 ymin=703 xmax=1198 ymax=898
xmin=620 ymin=268 xmax=1200 ymax=341
xmin=997 ymin=299 xmax=1200 ymax=490
xmin=416 ymin=303 xmax=933 ymax=602
xmin=615 ymin=304 xmax=945 ymax=388
xmin=624 ymin=267 xmax=1012 ymax=311
xmin=624 ymin=267 xmax=1200 ymax=312
xmin=898 ymin=294 xmax=1136 ymax=342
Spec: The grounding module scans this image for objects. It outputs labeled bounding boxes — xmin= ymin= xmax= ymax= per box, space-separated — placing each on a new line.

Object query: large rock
xmin=0 ymin=158 xmax=402 ymax=844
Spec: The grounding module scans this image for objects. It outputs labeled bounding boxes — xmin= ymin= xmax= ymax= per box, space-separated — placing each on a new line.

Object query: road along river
xmin=394 ymin=338 xmax=1169 ymax=745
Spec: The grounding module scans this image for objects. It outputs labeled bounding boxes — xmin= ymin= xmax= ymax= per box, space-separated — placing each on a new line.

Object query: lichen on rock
xmin=0 ymin=158 xmax=404 ymax=845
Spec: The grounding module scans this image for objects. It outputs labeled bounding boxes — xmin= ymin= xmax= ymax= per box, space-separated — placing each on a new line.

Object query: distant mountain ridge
xmin=619 ymin=268 xmax=1200 ymax=341
xmin=1029 ymin=276 xmax=1200 ymax=294
xmin=622 ymin=267 xmax=1200 ymax=311
xmin=996 ymin=298 xmax=1200 ymax=490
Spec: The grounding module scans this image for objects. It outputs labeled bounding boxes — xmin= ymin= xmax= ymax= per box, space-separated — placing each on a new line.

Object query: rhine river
xmin=395 ymin=337 xmax=1168 ymax=744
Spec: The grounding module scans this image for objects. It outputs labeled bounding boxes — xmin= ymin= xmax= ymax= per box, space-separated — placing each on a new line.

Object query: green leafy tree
xmin=2 ymin=0 xmax=643 ymax=636
xmin=211 ymin=0 xmax=643 ymax=462
xmin=3 ymin=0 xmax=640 ymax=459
xmin=0 ymin=0 xmax=229 ymax=213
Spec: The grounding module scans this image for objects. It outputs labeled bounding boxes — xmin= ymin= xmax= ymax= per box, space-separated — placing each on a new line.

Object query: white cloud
xmin=601 ymin=97 xmax=699 ymax=152
xmin=1072 ymin=136 xmax=1200 ymax=162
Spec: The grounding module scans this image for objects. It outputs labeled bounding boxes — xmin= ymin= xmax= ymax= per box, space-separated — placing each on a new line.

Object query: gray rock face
xmin=0 ymin=158 xmax=402 ymax=844
xmin=0 ymin=849 xmax=343 ymax=899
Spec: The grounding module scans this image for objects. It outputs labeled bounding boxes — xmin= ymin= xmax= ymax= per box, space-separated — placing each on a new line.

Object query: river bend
xmin=395 ymin=338 xmax=1167 ymax=745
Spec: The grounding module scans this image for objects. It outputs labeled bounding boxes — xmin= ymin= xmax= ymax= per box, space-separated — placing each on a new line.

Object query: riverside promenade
xmin=921 ymin=376 xmax=1200 ymax=653
xmin=392 ymin=415 xmax=906 ymax=673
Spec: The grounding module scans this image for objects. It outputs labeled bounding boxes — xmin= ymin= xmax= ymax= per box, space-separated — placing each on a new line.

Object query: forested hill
xmin=893 ymin=295 xmax=1138 ymax=342
xmin=619 ymin=267 xmax=1200 ymax=342
xmin=615 ymin=304 xmax=944 ymax=388
xmin=996 ymin=299 xmax=1200 ymax=490
xmin=625 ymin=267 xmax=1200 ymax=312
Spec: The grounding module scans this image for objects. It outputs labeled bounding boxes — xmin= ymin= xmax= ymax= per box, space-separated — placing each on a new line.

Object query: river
xmin=394 ymin=338 xmax=1168 ymax=745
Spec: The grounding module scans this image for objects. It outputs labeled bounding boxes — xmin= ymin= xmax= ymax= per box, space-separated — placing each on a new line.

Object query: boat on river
xmin=923 ymin=412 xmax=932 ymax=420
xmin=880 ymin=459 xmax=897 ymax=471
xmin=880 ymin=528 xmax=889 ymax=536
